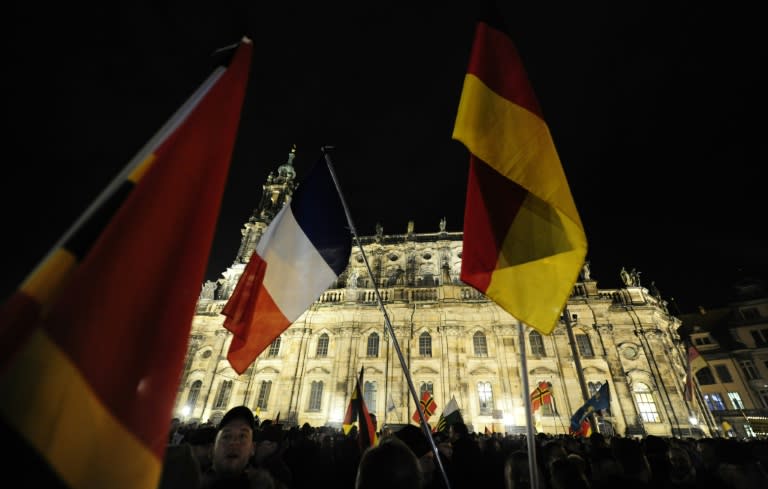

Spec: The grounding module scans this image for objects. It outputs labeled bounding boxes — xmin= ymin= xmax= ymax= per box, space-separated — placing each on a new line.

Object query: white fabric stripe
xmin=256 ymin=206 xmax=336 ymax=320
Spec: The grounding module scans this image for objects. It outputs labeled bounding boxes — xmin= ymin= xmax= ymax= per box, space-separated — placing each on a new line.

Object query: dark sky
xmin=4 ymin=3 xmax=766 ymax=315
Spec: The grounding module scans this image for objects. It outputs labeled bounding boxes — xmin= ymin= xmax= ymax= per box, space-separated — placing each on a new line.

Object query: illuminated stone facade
xmin=173 ymin=153 xmax=712 ymax=437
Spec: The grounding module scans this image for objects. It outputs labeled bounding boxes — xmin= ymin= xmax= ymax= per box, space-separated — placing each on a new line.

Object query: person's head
xmin=212 ymin=406 xmax=256 ymax=477
xmin=253 ymin=423 xmax=284 ymax=463
xmin=355 ymin=436 xmax=423 ymax=489
xmin=448 ymin=421 xmax=469 ymax=442
xmin=504 ymin=450 xmax=532 ymax=489
xmin=186 ymin=426 xmax=217 ymax=472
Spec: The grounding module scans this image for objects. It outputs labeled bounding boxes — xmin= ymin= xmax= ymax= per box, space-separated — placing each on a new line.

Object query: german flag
xmin=452 ymin=9 xmax=587 ymax=335
xmin=0 ymin=39 xmax=252 ymax=489
xmin=342 ymin=367 xmax=378 ymax=451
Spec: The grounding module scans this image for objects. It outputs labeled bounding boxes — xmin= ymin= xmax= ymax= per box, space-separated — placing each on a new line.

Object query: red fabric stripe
xmin=467 ymin=21 xmax=542 ymax=118
xmin=460 ymin=157 xmax=527 ymax=292
xmin=39 ymin=41 xmax=252 ymax=459
xmin=225 ymin=256 xmax=291 ymax=374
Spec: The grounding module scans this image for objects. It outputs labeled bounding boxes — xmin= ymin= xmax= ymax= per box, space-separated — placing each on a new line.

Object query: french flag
xmin=223 ymin=159 xmax=351 ymax=374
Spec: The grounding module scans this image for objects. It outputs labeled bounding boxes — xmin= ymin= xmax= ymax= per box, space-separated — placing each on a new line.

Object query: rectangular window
xmin=530 ymin=333 xmax=546 ymax=356
xmin=741 ymin=308 xmax=760 ymax=320
xmin=364 ymin=381 xmax=377 ymax=414
xmin=715 ymin=364 xmax=733 ymax=383
xmin=751 ymin=331 xmax=766 ymax=347
xmin=256 ymin=380 xmax=271 ymax=410
xmin=759 ymin=389 xmax=768 ymax=409
xmin=478 ymin=382 xmax=494 ymax=415
xmin=703 ymin=393 xmax=727 ymax=411
xmin=727 ymin=392 xmax=744 ymax=410
xmin=739 ymin=360 xmax=759 ymax=380
xmin=634 ymin=392 xmax=660 ymax=423
xmin=308 ymin=381 xmax=323 ymax=411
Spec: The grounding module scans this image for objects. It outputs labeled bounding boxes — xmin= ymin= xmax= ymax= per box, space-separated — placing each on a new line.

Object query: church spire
xmin=233 ymin=145 xmax=299 ymax=265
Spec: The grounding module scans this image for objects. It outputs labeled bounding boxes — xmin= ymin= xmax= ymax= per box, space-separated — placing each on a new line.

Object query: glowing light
xmin=181 ymin=405 xmax=191 ymax=417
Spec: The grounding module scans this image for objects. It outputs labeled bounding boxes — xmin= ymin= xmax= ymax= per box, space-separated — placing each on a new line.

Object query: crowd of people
xmin=160 ymin=406 xmax=768 ymax=489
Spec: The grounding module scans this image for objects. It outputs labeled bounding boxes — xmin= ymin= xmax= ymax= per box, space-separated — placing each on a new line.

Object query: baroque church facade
xmin=174 ymin=150 xmax=714 ymax=437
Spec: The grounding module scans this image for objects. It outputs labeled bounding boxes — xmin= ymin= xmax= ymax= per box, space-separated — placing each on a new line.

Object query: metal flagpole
xmin=563 ymin=305 xmax=597 ymax=433
xmin=322 ymin=147 xmax=452 ymax=489
xmin=518 ymin=322 xmax=541 ymax=489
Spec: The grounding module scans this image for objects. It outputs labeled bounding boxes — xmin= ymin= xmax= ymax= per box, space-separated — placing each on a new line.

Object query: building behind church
xmin=174 ymin=149 xmax=715 ymax=438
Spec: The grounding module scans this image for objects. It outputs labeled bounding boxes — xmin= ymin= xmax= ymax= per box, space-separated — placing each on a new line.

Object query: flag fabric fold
xmin=412 ymin=390 xmax=438 ymax=424
xmin=387 ymin=393 xmax=397 ymax=413
xmin=684 ymin=344 xmax=707 ymax=401
xmin=530 ymin=381 xmax=553 ymax=412
xmin=570 ymin=382 xmax=610 ymax=435
xmin=0 ymin=38 xmax=253 ymax=489
xmin=436 ymin=395 xmax=463 ymax=433
xmin=342 ymin=367 xmax=378 ymax=450
xmin=223 ymin=157 xmax=352 ymax=374
xmin=452 ymin=15 xmax=587 ymax=335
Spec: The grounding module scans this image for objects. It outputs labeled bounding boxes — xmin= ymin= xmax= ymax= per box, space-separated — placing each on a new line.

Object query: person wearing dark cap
xmin=200 ymin=406 xmax=276 ymax=489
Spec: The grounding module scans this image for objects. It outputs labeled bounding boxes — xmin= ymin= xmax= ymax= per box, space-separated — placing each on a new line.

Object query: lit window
xmin=316 ymin=333 xmax=329 ymax=357
xmin=364 ymin=381 xmax=377 ymax=413
xmin=478 ymin=382 xmax=494 ymax=415
xmin=703 ymin=393 xmax=727 ymax=411
xmin=473 ymin=332 xmax=488 ymax=356
xmin=186 ymin=380 xmax=202 ymax=410
xmin=633 ymin=382 xmax=660 ymax=423
xmin=727 ymin=392 xmax=744 ymax=410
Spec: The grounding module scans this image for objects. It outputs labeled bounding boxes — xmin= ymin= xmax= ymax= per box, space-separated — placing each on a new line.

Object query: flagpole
xmin=20 ymin=68 xmax=226 ymax=287
xmin=518 ymin=322 xmax=541 ymax=489
xmin=563 ymin=306 xmax=597 ymax=433
xmin=322 ymin=147 xmax=452 ymax=489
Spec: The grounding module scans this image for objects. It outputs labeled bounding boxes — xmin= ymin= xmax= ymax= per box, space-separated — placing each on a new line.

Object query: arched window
xmin=308 ymin=381 xmax=323 ymax=411
xmin=420 ymin=382 xmax=433 ymax=397
xmin=214 ymin=380 xmax=233 ymax=409
xmin=364 ymin=381 xmax=377 ymax=413
xmin=316 ymin=333 xmax=329 ymax=357
xmin=268 ymin=337 xmax=281 ymax=357
xmin=256 ymin=380 xmax=272 ymax=410
xmin=186 ymin=380 xmax=202 ymax=410
xmin=633 ymin=382 xmax=660 ymax=423
xmin=367 ymin=333 xmax=380 ymax=357
xmin=576 ymin=334 xmax=594 ymax=357
xmin=473 ymin=331 xmax=488 ymax=356
xmin=529 ymin=331 xmax=546 ymax=356
xmin=419 ymin=332 xmax=432 ymax=357
xmin=478 ymin=382 xmax=494 ymax=415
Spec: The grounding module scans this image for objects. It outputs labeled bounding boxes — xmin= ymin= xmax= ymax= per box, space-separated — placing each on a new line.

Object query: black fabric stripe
xmin=63 ymin=181 xmax=135 ymax=260
xmin=0 ymin=417 xmax=69 ymax=488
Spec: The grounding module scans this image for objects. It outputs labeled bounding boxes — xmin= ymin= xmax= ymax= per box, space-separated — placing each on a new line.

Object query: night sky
xmin=4 ymin=3 xmax=766 ymax=315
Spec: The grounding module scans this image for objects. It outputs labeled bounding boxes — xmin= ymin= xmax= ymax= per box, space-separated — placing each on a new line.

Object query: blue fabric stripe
xmin=290 ymin=159 xmax=351 ymax=275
